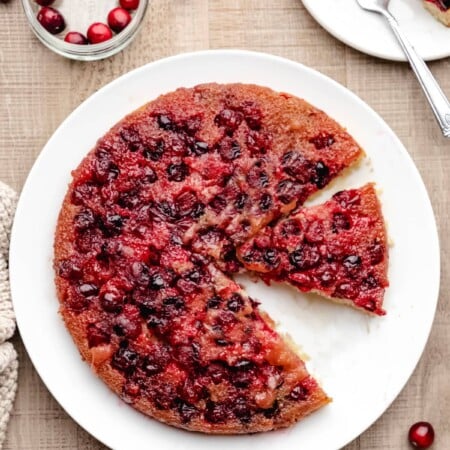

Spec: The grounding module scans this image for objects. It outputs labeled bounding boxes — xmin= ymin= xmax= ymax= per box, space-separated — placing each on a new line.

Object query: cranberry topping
xmin=218 ymin=138 xmax=241 ymax=161
xmin=35 ymin=0 xmax=55 ymax=5
xmin=289 ymin=244 xmax=320 ymax=271
xmin=37 ymin=7 xmax=65 ymax=34
xmin=214 ymin=109 xmax=243 ymax=134
xmin=87 ymin=322 xmax=110 ymax=347
xmin=309 ymin=132 xmax=335 ymax=150
xmin=112 ymin=346 xmax=139 ymax=374
xmin=167 ymin=163 xmax=189 ymax=182
xmin=332 ymin=212 xmax=351 ymax=232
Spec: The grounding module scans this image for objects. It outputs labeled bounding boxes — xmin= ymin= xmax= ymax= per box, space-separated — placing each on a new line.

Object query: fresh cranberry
xmin=107 ymin=7 xmax=132 ymax=33
xmin=120 ymin=0 xmax=140 ymax=10
xmin=64 ymin=31 xmax=88 ymax=45
xmin=408 ymin=422 xmax=435 ymax=449
xmin=37 ymin=7 xmax=66 ymax=35
xmin=87 ymin=23 xmax=113 ymax=44
xmin=35 ymin=0 xmax=55 ymax=6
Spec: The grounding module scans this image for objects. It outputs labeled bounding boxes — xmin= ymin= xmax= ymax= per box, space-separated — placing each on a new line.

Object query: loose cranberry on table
xmin=107 ymin=7 xmax=132 ymax=33
xmin=37 ymin=7 xmax=66 ymax=35
xmin=87 ymin=23 xmax=113 ymax=44
xmin=408 ymin=422 xmax=435 ymax=449
xmin=120 ymin=0 xmax=140 ymax=10
xmin=64 ymin=32 xmax=88 ymax=45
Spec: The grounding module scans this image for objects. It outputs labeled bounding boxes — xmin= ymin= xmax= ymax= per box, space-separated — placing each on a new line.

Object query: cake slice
xmin=423 ymin=0 xmax=450 ymax=26
xmin=238 ymin=184 xmax=389 ymax=315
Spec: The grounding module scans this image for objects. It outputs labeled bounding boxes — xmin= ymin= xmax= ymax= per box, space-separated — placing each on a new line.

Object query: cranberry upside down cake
xmin=54 ymin=83 xmax=388 ymax=433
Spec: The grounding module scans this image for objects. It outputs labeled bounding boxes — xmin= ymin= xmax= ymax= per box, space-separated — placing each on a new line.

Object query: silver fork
xmin=356 ymin=0 xmax=450 ymax=138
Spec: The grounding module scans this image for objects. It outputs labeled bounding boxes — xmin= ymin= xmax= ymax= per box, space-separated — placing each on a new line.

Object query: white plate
xmin=302 ymin=0 xmax=450 ymax=61
xmin=9 ymin=50 xmax=440 ymax=450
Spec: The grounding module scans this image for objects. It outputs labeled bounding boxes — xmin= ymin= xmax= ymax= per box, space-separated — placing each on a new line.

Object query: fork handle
xmin=382 ymin=10 xmax=450 ymax=138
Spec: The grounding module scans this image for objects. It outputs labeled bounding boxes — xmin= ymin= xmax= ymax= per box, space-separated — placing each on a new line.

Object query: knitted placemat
xmin=0 ymin=181 xmax=18 ymax=448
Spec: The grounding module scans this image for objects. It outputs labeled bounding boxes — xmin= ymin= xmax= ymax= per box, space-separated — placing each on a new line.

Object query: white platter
xmin=302 ymin=0 xmax=450 ymax=61
xmin=9 ymin=50 xmax=440 ymax=450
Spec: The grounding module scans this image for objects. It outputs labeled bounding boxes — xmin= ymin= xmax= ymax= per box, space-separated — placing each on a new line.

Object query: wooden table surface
xmin=1 ymin=0 xmax=449 ymax=448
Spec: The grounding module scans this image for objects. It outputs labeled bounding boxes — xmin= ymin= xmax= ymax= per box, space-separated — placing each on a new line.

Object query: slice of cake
xmin=238 ymin=184 xmax=389 ymax=315
xmin=423 ymin=0 xmax=450 ymax=26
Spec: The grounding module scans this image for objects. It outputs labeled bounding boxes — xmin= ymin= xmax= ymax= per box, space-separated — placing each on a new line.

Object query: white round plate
xmin=302 ymin=0 xmax=450 ymax=61
xmin=10 ymin=50 xmax=440 ymax=450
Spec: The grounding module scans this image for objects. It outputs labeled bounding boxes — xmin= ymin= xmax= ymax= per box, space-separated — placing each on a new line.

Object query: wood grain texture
xmin=0 ymin=0 xmax=449 ymax=448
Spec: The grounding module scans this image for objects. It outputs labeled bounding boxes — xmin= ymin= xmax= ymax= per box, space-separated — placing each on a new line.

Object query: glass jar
xmin=21 ymin=0 xmax=149 ymax=61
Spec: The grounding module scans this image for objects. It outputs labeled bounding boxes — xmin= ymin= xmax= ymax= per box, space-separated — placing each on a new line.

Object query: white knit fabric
xmin=0 ymin=181 xmax=18 ymax=448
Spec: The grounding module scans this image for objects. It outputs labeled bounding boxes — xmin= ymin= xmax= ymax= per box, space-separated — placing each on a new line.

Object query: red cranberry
xmin=64 ymin=31 xmax=88 ymax=45
xmin=408 ymin=422 xmax=435 ymax=449
xmin=87 ymin=23 xmax=113 ymax=44
xmin=120 ymin=0 xmax=140 ymax=10
xmin=37 ymin=7 xmax=66 ymax=35
xmin=107 ymin=7 xmax=132 ymax=33
xmin=35 ymin=0 xmax=55 ymax=6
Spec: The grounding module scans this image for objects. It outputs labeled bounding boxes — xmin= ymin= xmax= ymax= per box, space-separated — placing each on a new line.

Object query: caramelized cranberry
xmin=114 ymin=306 xmax=141 ymax=339
xmin=333 ymin=189 xmax=361 ymax=209
xmin=311 ymin=161 xmax=330 ymax=188
xmin=233 ymin=397 xmax=252 ymax=423
xmin=143 ymin=139 xmax=164 ymax=161
xmin=192 ymin=140 xmax=209 ymax=155
xmin=207 ymin=296 xmax=222 ymax=309
xmin=334 ymin=282 xmax=358 ymax=299
xmin=101 ymin=289 xmax=124 ymax=312
xmin=369 ymin=241 xmax=384 ymax=265
xmin=107 ymin=7 xmax=132 ymax=33
xmin=218 ymin=139 xmax=241 ymax=161
xmin=87 ymin=23 xmax=113 ymax=44
xmin=208 ymin=195 xmax=227 ymax=214
xmin=167 ymin=163 xmax=189 ymax=182
xmin=309 ymin=132 xmax=335 ymax=150
xmin=64 ymin=31 xmax=88 ymax=45
xmin=408 ymin=422 xmax=435 ymax=449
xmin=214 ymin=109 xmax=243 ymax=134
xmin=289 ymin=384 xmax=308 ymax=401
xmin=246 ymin=130 xmax=270 ymax=154
xmin=246 ymin=166 xmax=268 ymax=188
xmin=227 ymin=293 xmax=244 ymax=312
xmin=149 ymin=272 xmax=165 ymax=290
xmin=79 ymin=283 xmax=99 ymax=297
xmin=87 ymin=323 xmax=110 ymax=347
xmin=175 ymin=191 xmax=199 ymax=218
xmin=177 ymin=399 xmax=198 ymax=423
xmin=58 ymin=259 xmax=82 ymax=280
xmin=235 ymin=192 xmax=248 ymax=210
xmin=332 ymin=212 xmax=351 ymax=232
xmin=112 ymin=346 xmax=139 ymax=373
xmin=259 ymin=193 xmax=272 ymax=211
xmin=241 ymin=101 xmax=263 ymax=130
xmin=262 ymin=400 xmax=280 ymax=418
xmin=282 ymin=151 xmax=311 ymax=183
xmin=205 ymin=401 xmax=228 ymax=423
xmin=37 ymin=7 xmax=65 ymax=34
xmin=280 ymin=219 xmax=301 ymax=237
xmin=263 ymin=249 xmax=279 ymax=268
xmin=120 ymin=0 xmax=139 ymax=11
xmin=289 ymin=244 xmax=320 ymax=271
xmin=276 ymin=179 xmax=302 ymax=205
xmin=343 ymin=255 xmax=362 ymax=275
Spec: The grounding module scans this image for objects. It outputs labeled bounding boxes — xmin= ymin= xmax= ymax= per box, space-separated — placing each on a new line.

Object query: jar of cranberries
xmin=21 ymin=0 xmax=148 ymax=60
